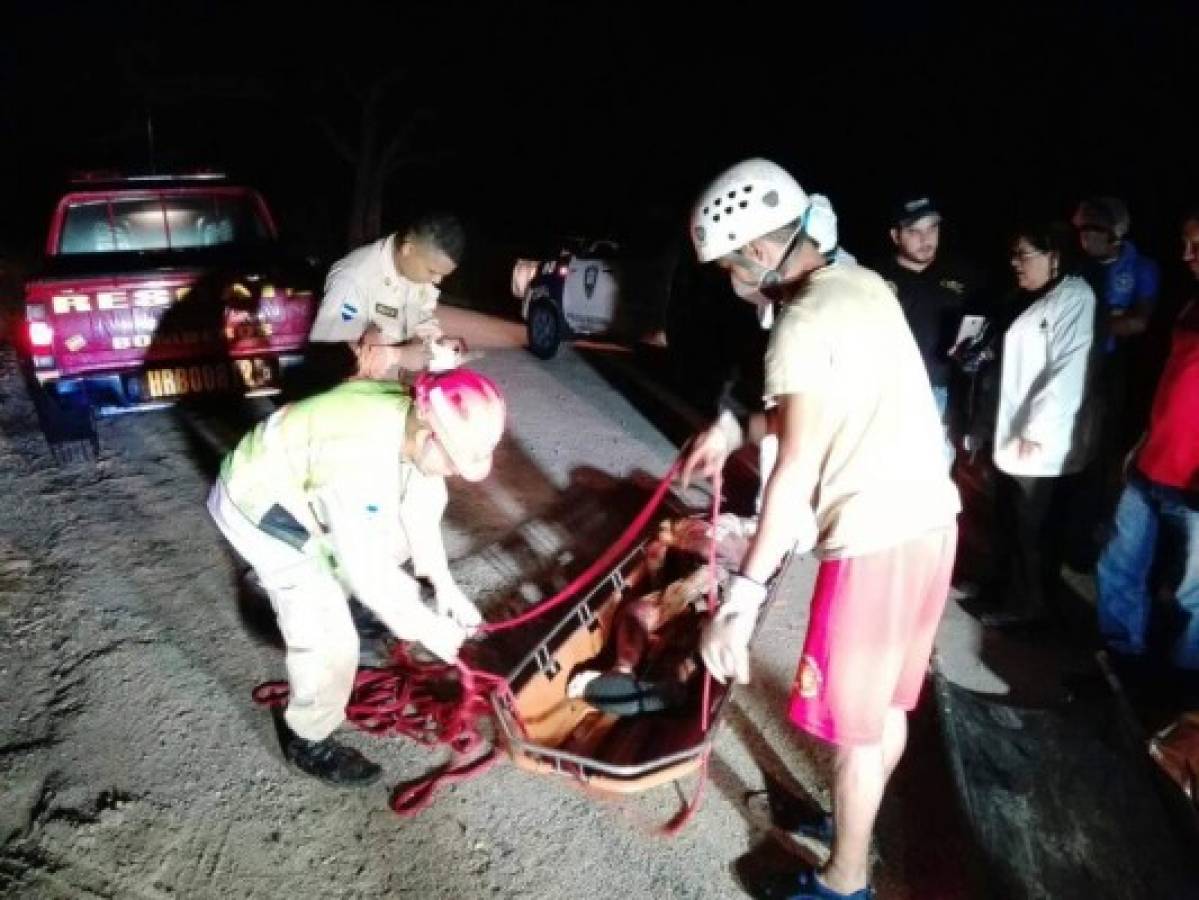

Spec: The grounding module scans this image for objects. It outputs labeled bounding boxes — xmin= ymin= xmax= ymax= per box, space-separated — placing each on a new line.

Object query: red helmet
xmin=413 ymin=368 xmax=505 ymax=482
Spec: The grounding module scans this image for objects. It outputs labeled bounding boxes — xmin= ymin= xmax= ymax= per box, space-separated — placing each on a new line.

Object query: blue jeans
xmin=1096 ymin=472 xmax=1199 ymax=669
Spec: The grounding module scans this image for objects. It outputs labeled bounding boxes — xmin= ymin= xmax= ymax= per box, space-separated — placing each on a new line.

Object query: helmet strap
xmin=728 ymin=203 xmax=814 ymax=299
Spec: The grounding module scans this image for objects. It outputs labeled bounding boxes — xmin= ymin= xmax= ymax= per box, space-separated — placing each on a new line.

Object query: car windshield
xmin=58 ymin=192 xmax=272 ymax=254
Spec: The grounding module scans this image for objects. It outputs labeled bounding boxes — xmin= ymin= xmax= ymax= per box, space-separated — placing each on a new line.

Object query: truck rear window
xmin=58 ymin=194 xmax=271 ymax=254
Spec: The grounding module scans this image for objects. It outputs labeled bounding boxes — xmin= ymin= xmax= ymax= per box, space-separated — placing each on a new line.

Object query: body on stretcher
xmin=491 ymin=512 xmax=786 ymax=794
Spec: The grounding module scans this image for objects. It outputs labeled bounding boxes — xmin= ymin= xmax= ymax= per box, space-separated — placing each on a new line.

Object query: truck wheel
xmin=527 ymin=299 xmax=564 ymax=360
xmin=32 ymin=387 xmax=98 ymax=465
xmin=50 ymin=437 xmax=96 ymax=466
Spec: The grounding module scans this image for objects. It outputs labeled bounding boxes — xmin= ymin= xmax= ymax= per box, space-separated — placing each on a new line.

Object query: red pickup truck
xmin=19 ymin=173 xmax=317 ymax=453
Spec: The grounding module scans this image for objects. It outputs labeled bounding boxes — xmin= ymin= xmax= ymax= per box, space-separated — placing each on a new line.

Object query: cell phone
xmin=953 ymin=315 xmax=987 ymax=348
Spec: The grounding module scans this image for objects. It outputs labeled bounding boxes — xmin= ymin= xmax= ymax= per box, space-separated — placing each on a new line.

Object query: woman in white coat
xmin=981 ymin=222 xmax=1098 ymax=628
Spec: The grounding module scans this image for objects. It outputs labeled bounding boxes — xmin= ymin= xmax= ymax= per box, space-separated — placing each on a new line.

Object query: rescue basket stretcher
xmin=490 ymin=509 xmax=786 ymax=795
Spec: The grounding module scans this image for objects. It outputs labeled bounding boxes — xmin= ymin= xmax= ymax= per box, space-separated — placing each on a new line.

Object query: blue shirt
xmin=1091 ymin=241 xmax=1160 ymax=353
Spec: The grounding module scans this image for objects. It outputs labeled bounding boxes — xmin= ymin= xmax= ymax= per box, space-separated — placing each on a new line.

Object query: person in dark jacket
xmin=875 ymin=195 xmax=981 ymax=462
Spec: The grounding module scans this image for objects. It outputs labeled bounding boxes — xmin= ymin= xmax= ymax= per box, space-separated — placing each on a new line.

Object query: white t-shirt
xmin=309 ymin=234 xmax=440 ymax=344
xmin=765 ymin=262 xmax=960 ymax=557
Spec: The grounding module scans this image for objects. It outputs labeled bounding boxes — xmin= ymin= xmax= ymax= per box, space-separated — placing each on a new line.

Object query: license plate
xmin=142 ymin=358 xmax=278 ymax=400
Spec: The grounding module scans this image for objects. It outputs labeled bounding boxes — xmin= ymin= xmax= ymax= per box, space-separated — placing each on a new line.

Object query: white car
xmin=511 ymin=238 xmax=672 ymax=359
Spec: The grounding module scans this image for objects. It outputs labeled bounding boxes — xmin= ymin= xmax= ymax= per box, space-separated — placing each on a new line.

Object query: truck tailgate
xmin=26 ymin=271 xmax=314 ymax=377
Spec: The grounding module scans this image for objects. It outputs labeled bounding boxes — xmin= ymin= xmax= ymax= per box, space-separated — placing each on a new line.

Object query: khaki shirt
xmin=765 ymin=262 xmax=960 ymax=557
xmin=309 ymin=234 xmax=440 ymax=344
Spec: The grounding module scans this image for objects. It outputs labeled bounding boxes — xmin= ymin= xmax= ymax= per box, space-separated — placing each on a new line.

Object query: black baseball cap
xmin=892 ymin=195 xmax=941 ymax=228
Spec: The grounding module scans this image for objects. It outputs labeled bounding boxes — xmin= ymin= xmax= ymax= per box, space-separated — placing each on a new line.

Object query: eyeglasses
xmin=1010 ymin=249 xmax=1046 ymax=263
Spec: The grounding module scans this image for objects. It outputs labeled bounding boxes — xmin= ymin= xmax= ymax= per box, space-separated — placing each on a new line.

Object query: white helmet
xmin=690 ymin=158 xmax=811 ymax=263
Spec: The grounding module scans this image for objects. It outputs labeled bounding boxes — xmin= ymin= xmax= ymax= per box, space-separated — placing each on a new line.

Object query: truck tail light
xmin=29 ymin=322 xmax=54 ymax=347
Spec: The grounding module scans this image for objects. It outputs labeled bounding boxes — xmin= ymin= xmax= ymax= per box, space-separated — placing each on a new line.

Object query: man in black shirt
xmin=875 ymin=195 xmax=976 ymax=458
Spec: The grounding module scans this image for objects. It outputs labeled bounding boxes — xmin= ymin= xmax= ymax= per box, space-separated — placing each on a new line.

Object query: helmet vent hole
xmin=739 ymin=200 xmax=748 ymax=209
xmin=713 ymin=214 xmax=721 ymax=222
xmin=763 ymin=190 xmax=779 ymax=208
xmin=725 ymin=206 xmax=733 ymax=215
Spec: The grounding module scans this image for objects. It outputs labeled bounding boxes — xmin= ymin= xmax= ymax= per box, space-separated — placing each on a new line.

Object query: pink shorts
xmin=788 ymin=527 xmax=956 ymax=747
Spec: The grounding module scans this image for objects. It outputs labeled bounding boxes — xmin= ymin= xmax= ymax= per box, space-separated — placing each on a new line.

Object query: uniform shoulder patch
xmin=374 ymin=303 xmax=399 ymax=318
xmin=340 ymin=301 xmax=360 ymax=322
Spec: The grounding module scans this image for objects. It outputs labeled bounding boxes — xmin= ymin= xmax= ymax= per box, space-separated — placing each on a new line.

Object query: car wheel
xmin=527 ymin=299 xmax=564 ymax=360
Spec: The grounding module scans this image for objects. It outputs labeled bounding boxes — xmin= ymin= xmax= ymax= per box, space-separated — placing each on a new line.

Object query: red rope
xmin=253 ymin=645 xmax=514 ymax=815
xmin=661 ymin=467 xmax=721 ymax=836
xmin=253 ymin=454 xmax=725 ymax=830
xmin=478 ymin=457 xmax=683 ymax=634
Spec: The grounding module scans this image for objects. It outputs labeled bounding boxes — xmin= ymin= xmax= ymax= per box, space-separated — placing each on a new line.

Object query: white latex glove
xmin=427 ymin=338 xmax=467 ymax=373
xmin=700 ymin=574 xmax=767 ymax=685
xmin=681 ymin=411 xmax=742 ymax=489
xmin=432 ymin=577 xmax=483 ymax=635
xmin=419 ymin=612 xmax=468 ymax=663
xmin=354 ymin=341 xmax=431 ymax=379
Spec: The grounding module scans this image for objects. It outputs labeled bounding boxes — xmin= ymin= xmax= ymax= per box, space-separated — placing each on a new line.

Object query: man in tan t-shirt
xmin=686 ymin=158 xmax=959 ymax=900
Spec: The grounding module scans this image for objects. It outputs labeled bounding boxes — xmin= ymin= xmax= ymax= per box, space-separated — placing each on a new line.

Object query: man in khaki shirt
xmin=687 ymin=158 xmax=959 ymax=900
xmin=309 ymin=212 xmax=465 ymax=378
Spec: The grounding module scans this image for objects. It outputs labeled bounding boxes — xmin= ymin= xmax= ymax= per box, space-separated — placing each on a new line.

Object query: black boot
xmin=283 ymin=733 xmax=382 ymax=787
xmin=581 ymin=672 xmax=691 ymax=717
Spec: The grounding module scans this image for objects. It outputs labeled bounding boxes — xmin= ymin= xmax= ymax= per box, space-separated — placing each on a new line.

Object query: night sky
xmin=4 ymin=1 xmax=1199 ymax=280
